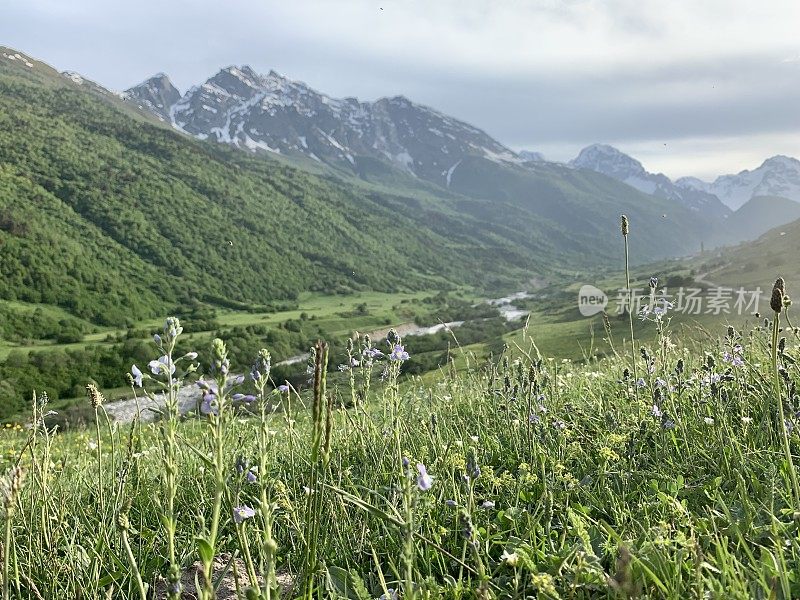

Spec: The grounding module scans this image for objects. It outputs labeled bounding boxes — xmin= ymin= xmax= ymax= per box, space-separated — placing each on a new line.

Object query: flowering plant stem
xmin=199 ymin=337 xmax=231 ymax=600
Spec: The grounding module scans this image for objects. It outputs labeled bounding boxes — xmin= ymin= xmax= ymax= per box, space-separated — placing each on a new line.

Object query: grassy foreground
xmin=1 ymin=286 xmax=800 ymax=599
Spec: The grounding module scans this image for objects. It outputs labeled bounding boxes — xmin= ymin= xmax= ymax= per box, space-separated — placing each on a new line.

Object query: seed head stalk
xmin=301 ymin=341 xmax=330 ymax=598
xmin=621 ymin=215 xmax=639 ymax=400
xmin=770 ymin=279 xmax=800 ymax=506
xmin=86 ymin=385 xmax=107 ymax=529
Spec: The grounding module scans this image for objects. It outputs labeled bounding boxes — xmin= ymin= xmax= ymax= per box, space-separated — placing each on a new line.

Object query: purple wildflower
xmin=416 ymin=463 xmax=433 ymax=491
xmin=247 ymin=469 xmax=257 ymax=483
xmin=481 ymin=500 xmax=495 ymax=509
xmin=651 ymin=404 xmax=663 ymax=418
xmin=636 ymin=378 xmax=647 ymax=388
xmin=390 ymin=344 xmax=409 ymax=361
xmin=233 ymin=505 xmax=256 ymax=524
xmin=200 ymin=394 xmax=218 ymax=416
xmin=278 ymin=384 xmax=289 ymax=393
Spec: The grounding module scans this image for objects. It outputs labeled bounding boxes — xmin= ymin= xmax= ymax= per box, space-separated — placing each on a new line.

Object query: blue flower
xmin=636 ymin=378 xmax=646 ymax=388
xmin=148 ymin=355 xmax=175 ymax=376
xmin=200 ymin=394 xmax=218 ymax=416
xmin=233 ymin=505 xmax=256 ymax=524
xmin=416 ymin=463 xmax=433 ymax=491
xmin=130 ymin=365 xmax=143 ymax=387
xmin=246 ymin=469 xmax=257 ymax=483
xmin=278 ymin=384 xmax=289 ymax=393
xmin=390 ymin=344 xmax=409 ymax=361
xmin=651 ymin=404 xmax=663 ymax=418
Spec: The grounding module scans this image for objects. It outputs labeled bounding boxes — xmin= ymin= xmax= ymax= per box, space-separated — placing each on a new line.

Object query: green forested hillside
xmin=0 ymin=49 xmax=548 ymax=329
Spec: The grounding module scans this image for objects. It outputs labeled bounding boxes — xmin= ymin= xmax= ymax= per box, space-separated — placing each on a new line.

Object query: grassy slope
xmin=692 ymin=215 xmax=800 ymax=294
xmin=725 ymin=195 xmax=800 ymax=243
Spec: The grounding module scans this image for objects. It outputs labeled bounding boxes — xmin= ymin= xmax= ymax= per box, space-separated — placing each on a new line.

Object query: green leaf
xmin=196 ymin=538 xmax=214 ymax=564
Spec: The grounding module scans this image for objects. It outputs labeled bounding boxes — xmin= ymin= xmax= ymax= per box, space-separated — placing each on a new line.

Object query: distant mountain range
xmin=123 ymin=66 xmax=800 ymax=226
xmin=568 ymin=144 xmax=731 ymax=219
xmin=125 ymin=66 xmax=521 ymax=188
xmin=567 ymin=143 xmax=800 ymax=213
xmin=676 ymin=156 xmax=800 ymax=210
xmin=120 ymin=62 xmax=730 ymax=261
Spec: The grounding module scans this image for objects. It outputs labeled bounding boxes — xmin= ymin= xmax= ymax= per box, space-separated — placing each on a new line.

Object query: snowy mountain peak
xmin=761 ymin=155 xmax=800 ymax=170
xmin=570 ymin=144 xmax=647 ymax=179
xmin=676 ymin=155 xmax=800 ymax=210
xmin=123 ymin=73 xmax=181 ymax=121
xmin=571 ymin=144 xmax=730 ymax=218
xmin=518 ymin=150 xmax=546 ymax=162
xmin=127 ymin=64 xmax=520 ymax=183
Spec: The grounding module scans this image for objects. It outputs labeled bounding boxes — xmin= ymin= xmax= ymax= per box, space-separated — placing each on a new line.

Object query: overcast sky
xmin=3 ymin=0 xmax=800 ymax=179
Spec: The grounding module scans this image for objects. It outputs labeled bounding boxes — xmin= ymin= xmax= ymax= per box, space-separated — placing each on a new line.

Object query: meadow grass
xmin=0 ymin=290 xmax=799 ymax=598
xmin=1 ymin=219 xmax=799 ymax=598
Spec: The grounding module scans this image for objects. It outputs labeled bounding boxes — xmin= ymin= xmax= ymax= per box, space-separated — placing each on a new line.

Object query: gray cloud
xmin=2 ymin=0 xmax=799 ymax=179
